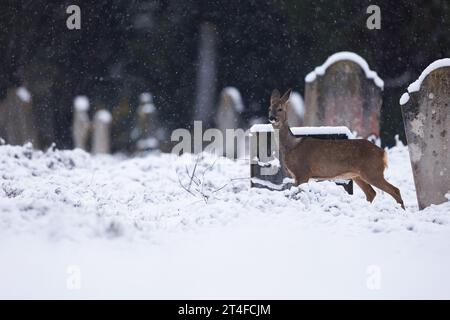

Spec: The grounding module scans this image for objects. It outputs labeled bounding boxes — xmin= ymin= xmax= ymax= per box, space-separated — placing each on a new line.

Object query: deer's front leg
xmin=294 ymin=176 xmax=309 ymax=186
xmin=284 ymin=161 xmax=309 ymax=186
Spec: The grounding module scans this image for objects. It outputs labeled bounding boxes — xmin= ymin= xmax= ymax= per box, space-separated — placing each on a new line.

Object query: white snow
xmin=140 ymin=92 xmax=153 ymax=104
xmin=304 ymin=72 xmax=316 ymax=83
xmin=16 ymin=87 xmax=31 ymax=103
xmin=407 ymin=58 xmax=450 ymax=93
xmin=141 ymin=103 xmax=156 ymax=114
xmin=250 ymin=177 xmax=285 ymax=190
xmin=305 ymin=51 xmax=384 ymax=89
xmin=95 ymin=110 xmax=112 ymax=123
xmin=250 ymin=124 xmax=353 ymax=138
xmin=289 ymin=91 xmax=305 ymax=118
xmin=223 ymin=87 xmax=244 ymax=113
xmin=249 ymin=123 xmax=274 ymax=132
xmin=256 ymin=157 xmax=280 ymax=168
xmin=74 ymin=96 xmax=90 ymax=112
xmin=399 ymin=92 xmax=410 ymax=106
xmin=1 ymin=142 xmax=450 ymax=298
xmin=137 ymin=137 xmax=159 ymax=149
xmin=292 ymin=126 xmax=354 ymax=137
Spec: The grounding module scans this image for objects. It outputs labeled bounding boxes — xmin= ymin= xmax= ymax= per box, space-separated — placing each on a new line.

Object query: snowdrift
xmin=1 ymin=142 xmax=449 ymax=241
xmin=2 ymin=142 xmax=450 ymax=299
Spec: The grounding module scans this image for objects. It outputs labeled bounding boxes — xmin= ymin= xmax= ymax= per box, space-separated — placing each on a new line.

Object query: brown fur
xmin=268 ymin=89 xmax=405 ymax=209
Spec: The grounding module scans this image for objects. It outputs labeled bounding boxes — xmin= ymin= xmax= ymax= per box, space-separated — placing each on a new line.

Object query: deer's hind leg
xmin=365 ymin=176 xmax=405 ymax=209
xmin=354 ymin=177 xmax=376 ymax=203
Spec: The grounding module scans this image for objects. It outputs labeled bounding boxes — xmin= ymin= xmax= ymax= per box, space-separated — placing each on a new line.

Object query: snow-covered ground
xmin=1 ymin=142 xmax=449 ymax=299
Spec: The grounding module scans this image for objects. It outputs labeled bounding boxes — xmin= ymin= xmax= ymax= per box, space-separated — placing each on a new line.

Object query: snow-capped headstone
xmin=0 ymin=87 xmax=37 ymax=146
xmin=135 ymin=92 xmax=159 ymax=151
xmin=304 ymin=52 xmax=383 ymax=138
xmin=72 ymin=96 xmax=91 ymax=150
xmin=400 ymin=59 xmax=450 ymax=209
xmin=215 ymin=87 xmax=245 ymax=158
xmin=92 ymin=109 xmax=112 ymax=154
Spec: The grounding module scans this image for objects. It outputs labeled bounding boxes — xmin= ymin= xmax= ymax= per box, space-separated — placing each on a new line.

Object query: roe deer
xmin=268 ymin=89 xmax=405 ymax=209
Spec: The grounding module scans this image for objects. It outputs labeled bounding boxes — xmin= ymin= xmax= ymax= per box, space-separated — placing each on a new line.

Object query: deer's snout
xmin=268 ymin=108 xmax=278 ymax=123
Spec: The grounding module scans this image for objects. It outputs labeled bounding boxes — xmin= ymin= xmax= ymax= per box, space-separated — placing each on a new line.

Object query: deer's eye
xmin=277 ymin=108 xmax=282 ymax=112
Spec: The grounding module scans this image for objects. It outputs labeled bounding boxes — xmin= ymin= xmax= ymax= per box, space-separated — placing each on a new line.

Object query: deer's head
xmin=268 ymin=89 xmax=291 ymax=129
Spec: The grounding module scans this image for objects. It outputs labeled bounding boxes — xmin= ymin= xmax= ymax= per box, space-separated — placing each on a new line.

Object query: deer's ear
xmin=271 ymin=89 xmax=280 ymax=105
xmin=280 ymin=89 xmax=292 ymax=106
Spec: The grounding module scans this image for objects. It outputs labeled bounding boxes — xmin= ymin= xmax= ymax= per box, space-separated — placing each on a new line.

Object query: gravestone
xmin=215 ymin=87 xmax=245 ymax=158
xmin=304 ymin=52 xmax=383 ymax=138
xmin=111 ymin=98 xmax=133 ymax=152
xmin=400 ymin=59 xmax=450 ymax=209
xmin=135 ymin=92 xmax=159 ymax=151
xmin=72 ymin=96 xmax=91 ymax=150
xmin=249 ymin=124 xmax=353 ymax=194
xmin=193 ymin=22 xmax=217 ymax=127
xmin=92 ymin=110 xmax=112 ymax=154
xmin=0 ymin=87 xmax=37 ymax=146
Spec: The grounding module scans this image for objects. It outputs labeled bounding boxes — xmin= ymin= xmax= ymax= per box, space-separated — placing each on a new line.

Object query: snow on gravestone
xmin=304 ymin=52 xmax=383 ymax=138
xmin=135 ymin=92 xmax=159 ymax=151
xmin=215 ymin=87 xmax=245 ymax=158
xmin=72 ymin=96 xmax=90 ymax=150
xmin=400 ymin=59 xmax=450 ymax=209
xmin=92 ymin=110 xmax=112 ymax=154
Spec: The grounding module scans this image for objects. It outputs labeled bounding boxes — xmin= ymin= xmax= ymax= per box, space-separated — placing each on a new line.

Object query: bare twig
xmin=187 ymin=159 xmax=198 ymax=191
xmin=177 ymin=157 xmax=250 ymax=204
xmin=177 ymin=175 xmax=198 ymax=199
xmin=212 ymin=183 xmax=228 ymax=194
xmin=230 ymin=177 xmax=251 ymax=181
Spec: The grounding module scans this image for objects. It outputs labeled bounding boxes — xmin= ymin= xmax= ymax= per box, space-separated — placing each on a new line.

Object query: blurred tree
xmin=0 ymin=0 xmax=449 ymax=150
